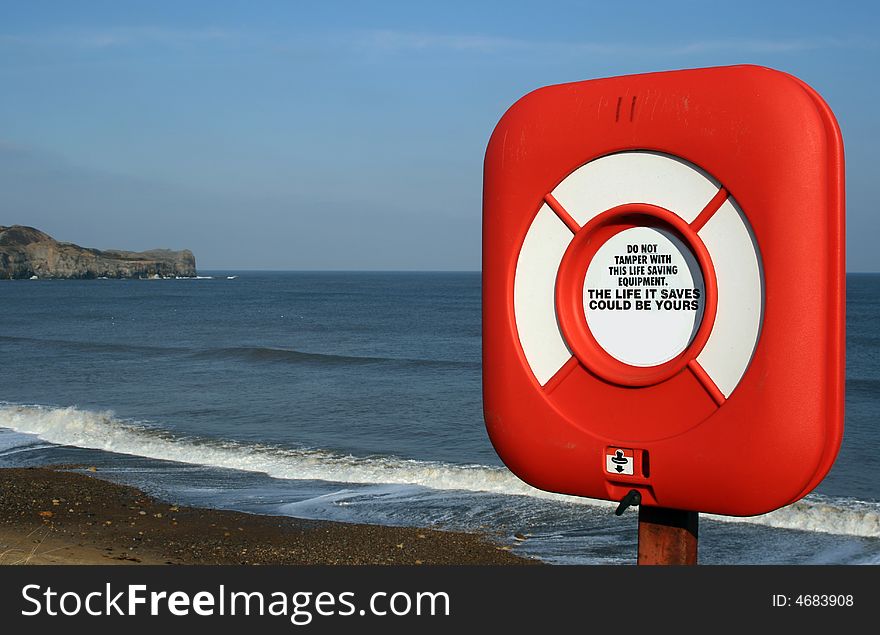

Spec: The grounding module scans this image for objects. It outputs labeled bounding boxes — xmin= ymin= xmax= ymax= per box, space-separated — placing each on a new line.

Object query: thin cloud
xmin=0 ymin=26 xmax=236 ymax=50
xmin=355 ymin=29 xmax=878 ymax=57
xmin=358 ymin=29 xmax=624 ymax=55
xmin=4 ymin=26 xmax=873 ymax=57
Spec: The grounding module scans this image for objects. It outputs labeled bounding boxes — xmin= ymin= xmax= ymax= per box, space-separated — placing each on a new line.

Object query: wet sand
xmin=0 ymin=467 xmax=535 ymax=565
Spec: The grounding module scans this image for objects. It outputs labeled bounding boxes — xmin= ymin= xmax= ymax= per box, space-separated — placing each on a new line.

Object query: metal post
xmin=637 ymin=506 xmax=698 ymax=565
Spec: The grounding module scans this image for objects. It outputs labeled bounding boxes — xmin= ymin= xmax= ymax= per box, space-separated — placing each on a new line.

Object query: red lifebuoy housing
xmin=482 ymin=65 xmax=844 ymax=516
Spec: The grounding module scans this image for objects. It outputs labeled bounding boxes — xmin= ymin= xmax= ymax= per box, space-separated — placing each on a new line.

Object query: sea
xmin=1 ymin=272 xmax=878 ymax=564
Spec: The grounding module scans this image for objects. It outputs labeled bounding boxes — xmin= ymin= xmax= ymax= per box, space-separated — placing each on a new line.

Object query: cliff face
xmin=0 ymin=225 xmax=196 ymax=279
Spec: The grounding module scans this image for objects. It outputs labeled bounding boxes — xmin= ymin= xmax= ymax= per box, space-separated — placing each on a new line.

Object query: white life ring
xmin=513 ymin=151 xmax=764 ymax=400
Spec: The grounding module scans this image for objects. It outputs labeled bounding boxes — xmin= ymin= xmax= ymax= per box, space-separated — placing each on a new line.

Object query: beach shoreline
xmin=0 ymin=467 xmax=535 ymax=566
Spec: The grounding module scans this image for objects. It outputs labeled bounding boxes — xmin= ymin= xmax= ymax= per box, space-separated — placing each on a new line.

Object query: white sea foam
xmin=705 ymin=498 xmax=880 ymax=537
xmin=0 ymin=403 xmax=550 ymax=497
xmin=1 ymin=403 xmax=878 ymax=539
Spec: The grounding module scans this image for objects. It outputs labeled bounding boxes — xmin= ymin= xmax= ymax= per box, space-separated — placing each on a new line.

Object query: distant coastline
xmin=0 ymin=225 xmax=196 ymax=280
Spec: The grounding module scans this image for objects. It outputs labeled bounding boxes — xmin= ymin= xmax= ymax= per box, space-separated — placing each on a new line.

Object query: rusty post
xmin=637 ymin=506 xmax=698 ymax=565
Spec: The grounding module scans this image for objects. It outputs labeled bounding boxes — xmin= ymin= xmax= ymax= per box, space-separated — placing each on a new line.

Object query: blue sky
xmin=0 ymin=1 xmax=877 ymax=270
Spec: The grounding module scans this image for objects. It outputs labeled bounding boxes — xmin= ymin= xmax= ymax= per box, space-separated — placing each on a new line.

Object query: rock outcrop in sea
xmin=0 ymin=225 xmax=196 ymax=279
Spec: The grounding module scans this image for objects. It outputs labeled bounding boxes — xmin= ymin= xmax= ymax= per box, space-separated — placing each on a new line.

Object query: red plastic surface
xmin=482 ymin=65 xmax=845 ymax=516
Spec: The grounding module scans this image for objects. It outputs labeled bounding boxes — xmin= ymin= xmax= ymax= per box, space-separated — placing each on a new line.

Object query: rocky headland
xmin=0 ymin=225 xmax=196 ymax=279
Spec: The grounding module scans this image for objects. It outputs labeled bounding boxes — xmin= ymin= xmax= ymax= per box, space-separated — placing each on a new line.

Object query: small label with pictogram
xmin=605 ymin=448 xmax=634 ymax=476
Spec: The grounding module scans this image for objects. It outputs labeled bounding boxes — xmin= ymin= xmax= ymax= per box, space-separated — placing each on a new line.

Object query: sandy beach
xmin=0 ymin=467 xmax=534 ymax=565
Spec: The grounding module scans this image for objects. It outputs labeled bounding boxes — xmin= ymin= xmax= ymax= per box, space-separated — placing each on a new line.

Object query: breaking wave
xmin=0 ymin=403 xmax=877 ymax=539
